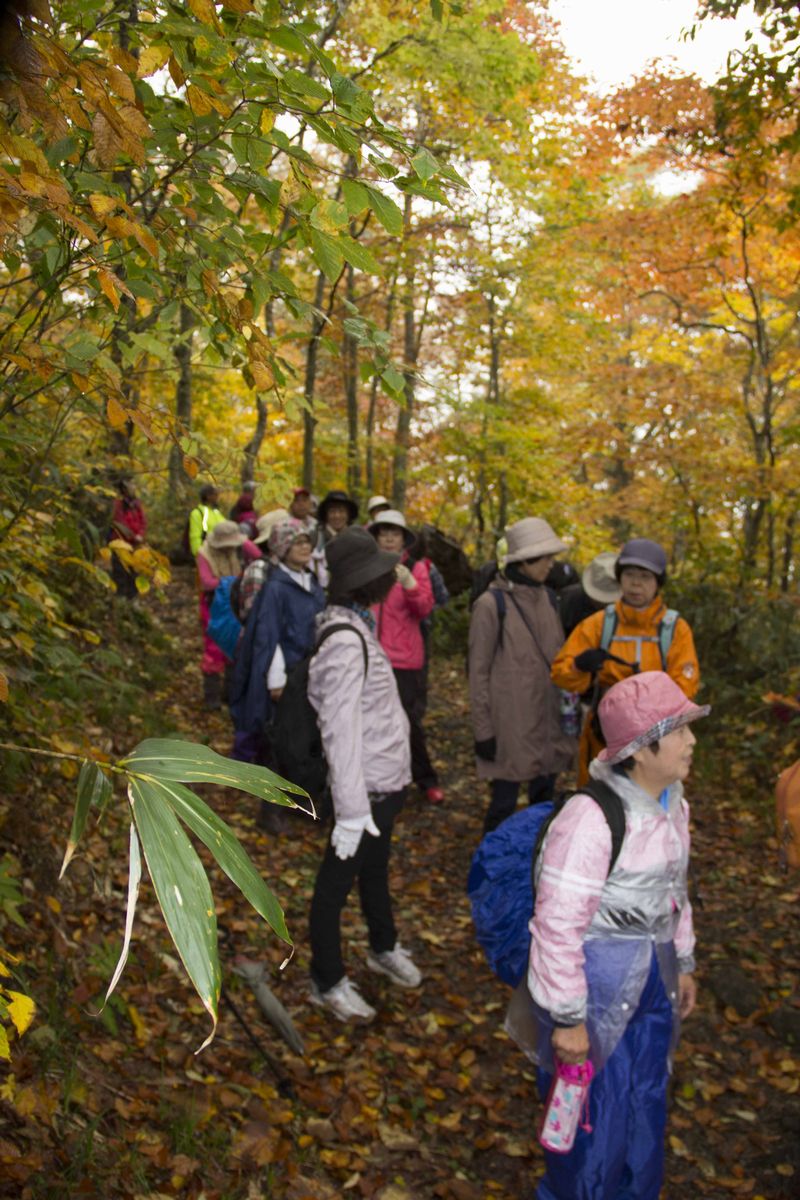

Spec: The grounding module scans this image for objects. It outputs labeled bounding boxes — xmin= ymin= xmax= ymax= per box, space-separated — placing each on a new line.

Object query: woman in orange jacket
xmin=551 ymin=538 xmax=700 ymax=783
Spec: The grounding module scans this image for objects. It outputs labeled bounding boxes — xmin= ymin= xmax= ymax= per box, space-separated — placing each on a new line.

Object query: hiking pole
xmin=221 ymin=990 xmax=295 ymax=1098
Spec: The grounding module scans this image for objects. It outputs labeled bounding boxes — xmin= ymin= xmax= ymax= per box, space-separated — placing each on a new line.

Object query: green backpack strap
xmin=657 ymin=609 xmax=679 ymax=669
xmin=599 ymin=604 xmax=618 ymax=652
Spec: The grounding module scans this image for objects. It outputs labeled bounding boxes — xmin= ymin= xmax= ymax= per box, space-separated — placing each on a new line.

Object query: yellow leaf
xmin=127 ymin=1003 xmax=147 ymax=1044
xmin=186 ymin=85 xmax=213 ymax=117
xmin=186 ymin=0 xmax=220 ymax=28
xmin=0 ymin=1025 xmax=9 ymax=1062
xmin=0 ymin=671 xmax=7 ymax=703
xmin=168 ymin=56 xmax=186 ymax=88
xmin=130 ymin=221 xmax=158 ymax=259
xmin=260 ymin=107 xmax=275 ymax=134
xmin=251 ymin=362 xmax=274 ymax=391
xmin=106 ymin=214 xmax=134 ymax=240
xmin=97 ymin=267 xmax=120 ymax=312
xmin=45 ymin=896 xmax=61 ymax=914
xmin=106 ymin=65 xmax=136 ymax=103
xmin=222 ymin=0 xmax=254 ymax=10
xmin=7 ymin=992 xmax=35 ymax=1038
xmin=134 ymin=575 xmax=151 ymax=595
xmin=106 ymin=396 xmax=129 ymax=430
xmin=183 ymin=455 xmax=200 ymax=479
xmin=70 ymin=372 xmax=91 ymax=393
xmin=137 ymin=44 xmax=171 ymax=79
xmin=92 ymin=111 xmax=120 ymax=168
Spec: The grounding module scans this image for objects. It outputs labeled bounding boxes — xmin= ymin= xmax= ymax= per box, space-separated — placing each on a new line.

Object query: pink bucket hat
xmin=597 ymin=671 xmax=710 ymax=765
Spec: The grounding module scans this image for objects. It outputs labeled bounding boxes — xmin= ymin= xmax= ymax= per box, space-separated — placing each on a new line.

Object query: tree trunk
xmin=343 ymin=261 xmax=360 ymax=497
xmin=167 ymin=302 xmax=196 ymax=504
xmin=302 ymin=269 xmax=329 ymax=492
xmin=392 ymin=195 xmax=415 ymax=510
xmin=366 ymin=272 xmax=398 ymax=495
xmin=781 ymin=509 xmax=796 ymax=592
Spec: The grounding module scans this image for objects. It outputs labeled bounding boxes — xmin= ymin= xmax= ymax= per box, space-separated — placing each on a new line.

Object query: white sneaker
xmin=308 ymin=976 xmax=376 ymax=1023
xmin=366 ymin=944 xmax=422 ymax=989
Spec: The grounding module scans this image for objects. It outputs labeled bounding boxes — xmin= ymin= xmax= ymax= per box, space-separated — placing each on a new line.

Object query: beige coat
xmin=469 ymin=578 xmax=575 ymax=781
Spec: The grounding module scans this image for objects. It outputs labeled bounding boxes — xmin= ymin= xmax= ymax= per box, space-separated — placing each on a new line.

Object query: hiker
xmin=312 ymin=489 xmax=359 ymax=589
xmin=197 ymin=520 xmax=260 ymax=711
xmin=288 ymin=486 xmax=318 ymax=537
xmin=238 ymin=509 xmax=289 ymax=621
xmin=557 ymin=551 xmax=620 ymax=639
xmin=366 ymin=494 xmax=392 ymax=524
xmin=469 ymin=518 xmax=576 ymax=835
xmin=307 ymin=527 xmax=422 ymax=1023
xmin=229 ymin=480 xmax=258 ymax=536
xmin=229 ymin=518 xmax=324 ymax=773
xmin=506 ymin=670 xmax=707 ymax=1200
xmin=552 ymin=538 xmax=700 ymax=784
xmin=188 ymin=484 xmax=225 ymax=557
xmin=368 ymin=510 xmax=444 ymax=805
xmin=109 ymin=479 xmax=147 ymax=599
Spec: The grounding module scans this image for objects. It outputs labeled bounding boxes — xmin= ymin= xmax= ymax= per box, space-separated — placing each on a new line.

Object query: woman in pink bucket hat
xmin=505 ymin=670 xmax=709 ymax=1200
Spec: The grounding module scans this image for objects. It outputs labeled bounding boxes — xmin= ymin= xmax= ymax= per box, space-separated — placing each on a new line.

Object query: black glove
xmin=574 ymin=647 xmax=610 ymax=674
xmin=474 ymin=736 xmax=497 ymax=761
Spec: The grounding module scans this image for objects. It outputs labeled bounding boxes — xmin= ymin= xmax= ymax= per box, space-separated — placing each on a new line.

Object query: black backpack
xmin=267 ymin=623 xmax=368 ymax=804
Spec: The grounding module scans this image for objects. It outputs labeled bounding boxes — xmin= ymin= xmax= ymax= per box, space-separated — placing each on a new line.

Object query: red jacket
xmin=373 ymin=557 xmax=434 ymax=671
xmin=111 ymin=498 xmax=146 ymax=542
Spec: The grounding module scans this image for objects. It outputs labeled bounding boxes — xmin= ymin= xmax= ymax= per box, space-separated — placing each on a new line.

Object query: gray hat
xmin=368 ymin=508 xmax=415 ymax=549
xmin=617 ymin=538 xmax=667 ymax=578
xmin=505 ymin=518 xmax=566 ymax=564
xmin=207 ymin=519 xmax=246 ymax=550
xmin=582 ymin=552 xmax=622 ymax=604
xmin=327 ymin=527 xmax=399 ymax=597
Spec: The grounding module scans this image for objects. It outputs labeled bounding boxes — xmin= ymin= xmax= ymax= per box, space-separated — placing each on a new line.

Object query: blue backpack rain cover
xmin=467 ymin=803 xmax=554 ymax=988
xmin=207 ymin=575 xmax=241 ymax=659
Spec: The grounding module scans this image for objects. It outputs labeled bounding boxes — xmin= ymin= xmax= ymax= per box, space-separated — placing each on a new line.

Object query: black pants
xmin=309 ymin=790 xmax=405 ymax=992
xmin=393 ymin=667 xmax=438 ymax=790
xmin=483 ymin=774 xmax=556 ymax=835
xmin=111 ymin=553 xmax=137 ymax=599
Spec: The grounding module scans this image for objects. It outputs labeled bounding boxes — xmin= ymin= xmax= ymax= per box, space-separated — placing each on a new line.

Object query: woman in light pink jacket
xmin=369 ymin=509 xmax=443 ymax=804
xmin=307 ymin=528 xmax=424 ymax=1025
xmin=506 ymin=671 xmax=709 ymax=1200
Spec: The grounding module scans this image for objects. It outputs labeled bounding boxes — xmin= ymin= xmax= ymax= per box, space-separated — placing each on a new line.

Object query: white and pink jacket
xmin=507 ymin=760 xmax=695 ymax=1069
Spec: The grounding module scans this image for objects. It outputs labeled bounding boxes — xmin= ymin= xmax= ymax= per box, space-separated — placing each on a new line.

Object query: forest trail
xmin=2 ymin=568 xmax=799 ymax=1200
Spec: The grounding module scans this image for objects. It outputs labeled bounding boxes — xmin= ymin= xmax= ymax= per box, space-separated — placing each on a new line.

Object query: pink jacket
xmin=373 ymin=559 xmax=434 ymax=670
xmin=528 ymin=762 xmax=695 ymax=1028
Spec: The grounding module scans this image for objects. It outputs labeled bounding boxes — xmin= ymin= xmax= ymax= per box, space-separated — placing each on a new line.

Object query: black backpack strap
xmin=491 ymin=588 xmax=506 ymax=650
xmin=314 ymin=622 xmax=369 ymax=677
xmin=532 ymin=779 xmax=626 ymax=886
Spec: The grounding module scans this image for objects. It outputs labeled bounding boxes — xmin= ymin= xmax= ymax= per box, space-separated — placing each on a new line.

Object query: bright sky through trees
xmin=549 ymin=0 xmax=761 ymax=89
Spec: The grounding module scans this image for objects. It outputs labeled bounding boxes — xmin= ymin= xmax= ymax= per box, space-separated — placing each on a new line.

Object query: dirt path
xmin=3 ymin=568 xmax=799 ymax=1199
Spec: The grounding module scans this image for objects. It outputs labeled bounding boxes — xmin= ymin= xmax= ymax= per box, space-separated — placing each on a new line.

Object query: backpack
xmin=467 ymin=781 xmax=626 ymax=988
xmin=267 ymin=623 xmax=368 ymax=803
xmin=470 ymin=560 xmax=499 ymax=609
xmin=599 ymin=603 xmax=679 ymax=669
xmin=776 ymin=759 xmax=800 ymax=870
xmin=206 ymin=576 xmax=242 ymax=659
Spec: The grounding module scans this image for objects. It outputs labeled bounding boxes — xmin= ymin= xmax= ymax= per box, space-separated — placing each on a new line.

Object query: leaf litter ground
xmin=1 ymin=567 xmax=799 ymax=1199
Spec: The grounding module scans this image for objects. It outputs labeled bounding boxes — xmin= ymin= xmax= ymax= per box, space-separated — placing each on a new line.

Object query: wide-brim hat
xmin=505 ymin=517 xmax=566 ymax=564
xmin=367 ymin=494 xmax=391 ymax=515
xmin=583 ymin=552 xmax=622 ymax=604
xmin=327 ymin=527 xmax=399 ymax=596
xmin=596 ymin=671 xmax=710 ymax=765
xmin=207 ymin=519 xmax=247 ymax=550
xmin=318 ymin=489 xmax=359 ymax=525
xmin=253 ymin=508 xmax=290 ymax=545
xmin=368 ymin=508 xmax=415 ymax=549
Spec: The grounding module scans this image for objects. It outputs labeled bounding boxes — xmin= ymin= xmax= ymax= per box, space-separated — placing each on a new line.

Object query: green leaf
xmin=129 ymin=777 xmax=220 ymax=1051
xmin=339 ymin=236 xmax=380 ymax=275
xmin=342 ymin=177 xmax=369 ymax=217
xmin=101 ymin=822 xmax=141 ymax=1010
xmin=309 ymin=229 xmax=344 ymax=282
xmin=411 ymin=147 xmax=439 ymax=181
xmin=120 ymin=738 xmax=307 ymax=800
xmin=281 ymin=69 xmax=330 ymax=103
xmin=59 ymin=761 xmax=112 ymax=879
xmin=382 ymin=363 xmax=406 ymax=393
xmin=363 ymin=185 xmax=404 ymax=236
xmin=154 ymin=778 xmax=291 ymax=947
xmin=430 ymin=0 xmax=444 ymax=20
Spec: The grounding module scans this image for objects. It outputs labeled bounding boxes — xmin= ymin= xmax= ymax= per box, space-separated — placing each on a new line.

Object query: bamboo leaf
xmin=129 ymin=778 xmax=220 ymax=1050
xmin=60 ymin=761 xmax=112 ymax=879
xmin=102 ymin=822 xmax=141 ymax=1008
xmin=154 ymin=778 xmax=291 ymax=947
xmin=120 ymin=738 xmax=308 ymax=802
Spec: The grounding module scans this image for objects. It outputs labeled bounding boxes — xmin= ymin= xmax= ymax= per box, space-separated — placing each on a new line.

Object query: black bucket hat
xmin=318 ymin=489 xmax=359 ymax=526
xmin=327 ymin=527 xmax=399 ymax=597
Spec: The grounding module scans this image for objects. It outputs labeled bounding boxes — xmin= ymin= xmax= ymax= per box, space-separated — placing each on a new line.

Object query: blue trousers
xmin=535 ymin=952 xmax=673 ymax=1200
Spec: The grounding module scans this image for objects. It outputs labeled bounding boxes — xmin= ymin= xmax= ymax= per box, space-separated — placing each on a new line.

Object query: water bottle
xmin=559 ymin=690 xmax=582 ymax=738
xmin=539 ymin=1058 xmax=594 ymax=1154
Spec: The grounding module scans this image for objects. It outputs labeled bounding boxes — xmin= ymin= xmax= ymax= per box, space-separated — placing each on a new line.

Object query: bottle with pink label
xmin=538 ymin=1059 xmax=595 ymax=1154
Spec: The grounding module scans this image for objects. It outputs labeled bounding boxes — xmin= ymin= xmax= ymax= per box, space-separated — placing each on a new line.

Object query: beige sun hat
xmin=207 ymin=519 xmax=247 ymax=550
xmin=582 ymin=551 xmax=622 ymax=605
xmin=504 ymin=518 xmax=566 ymax=564
xmin=368 ymin=508 xmax=415 ymax=549
xmin=253 ymin=508 xmax=290 ymax=545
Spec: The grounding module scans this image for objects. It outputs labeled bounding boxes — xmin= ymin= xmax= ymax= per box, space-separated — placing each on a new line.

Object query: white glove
xmin=394 ymin=563 xmax=417 ymax=590
xmin=330 ymin=813 xmax=380 ymax=860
